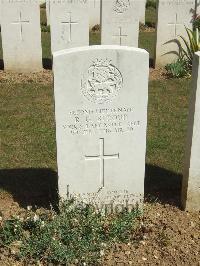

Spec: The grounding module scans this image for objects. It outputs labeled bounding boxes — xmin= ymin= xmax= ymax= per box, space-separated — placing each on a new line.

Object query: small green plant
xmin=0 ymin=199 xmax=141 ymax=265
xmin=193 ymin=15 xmax=200 ymax=30
xmin=165 ymin=59 xmax=189 ymax=78
xmin=179 ymin=27 xmax=200 ymax=68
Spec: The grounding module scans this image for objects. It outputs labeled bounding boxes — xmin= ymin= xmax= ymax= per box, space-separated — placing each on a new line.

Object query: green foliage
xmin=40 ymin=3 xmax=46 ymax=9
xmin=179 ymin=27 xmax=200 ymax=68
xmin=193 ymin=18 xmax=200 ymax=31
xmin=41 ymin=25 xmax=50 ymax=33
xmin=146 ymin=0 xmax=156 ymax=9
xmin=165 ymin=59 xmax=189 ymax=78
xmin=0 ymin=199 xmax=141 ymax=264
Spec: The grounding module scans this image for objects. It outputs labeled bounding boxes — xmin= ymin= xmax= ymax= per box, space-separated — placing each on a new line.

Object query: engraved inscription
xmin=63 ymin=107 xmax=141 ymax=136
xmin=112 ymin=26 xmax=127 ymax=45
xmin=113 ymin=0 xmax=130 ymax=13
xmin=81 ymin=59 xmax=123 ymax=104
xmin=85 ymin=138 xmax=119 ymax=190
xmin=168 ymin=13 xmax=182 ymax=37
xmin=11 ymin=11 xmax=30 ymax=41
xmin=61 ymin=12 xmax=78 ymax=43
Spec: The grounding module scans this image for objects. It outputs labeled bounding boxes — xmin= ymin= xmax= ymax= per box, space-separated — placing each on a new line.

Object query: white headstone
xmin=53 ymin=46 xmax=149 ymax=210
xmin=155 ymin=0 xmax=195 ymax=67
xmin=1 ymin=1 xmax=42 ymax=72
xmin=101 ymin=0 xmax=140 ymax=47
xmin=139 ymin=0 xmax=146 ymax=24
xmin=50 ymin=0 xmax=89 ymax=53
xmin=46 ymin=0 xmax=50 ymax=26
xmin=196 ymin=0 xmax=200 ymax=15
xmin=182 ymin=52 xmax=200 ymax=211
xmin=89 ymin=0 xmax=100 ymax=29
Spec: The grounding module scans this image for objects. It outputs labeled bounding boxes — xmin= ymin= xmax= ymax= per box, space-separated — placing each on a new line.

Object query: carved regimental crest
xmin=81 ymin=59 xmax=123 ymax=104
xmin=113 ymin=0 xmax=130 ymax=13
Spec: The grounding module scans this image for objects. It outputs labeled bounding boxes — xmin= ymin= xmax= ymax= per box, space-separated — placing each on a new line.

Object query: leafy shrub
xmin=0 ymin=199 xmax=141 ymax=265
xmin=193 ymin=17 xmax=200 ymax=30
xmin=165 ymin=59 xmax=190 ymax=78
xmin=179 ymin=27 xmax=200 ymax=68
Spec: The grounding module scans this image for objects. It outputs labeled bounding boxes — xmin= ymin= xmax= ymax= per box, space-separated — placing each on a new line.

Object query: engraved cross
xmin=61 ymin=12 xmax=78 ymax=42
xmin=168 ymin=13 xmax=182 ymax=37
xmin=85 ymin=138 xmax=119 ymax=188
xmin=11 ymin=11 xmax=30 ymax=41
xmin=113 ymin=27 xmax=127 ymax=45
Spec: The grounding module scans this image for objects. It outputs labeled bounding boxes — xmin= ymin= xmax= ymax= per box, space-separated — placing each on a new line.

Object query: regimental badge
xmin=81 ymin=59 xmax=123 ymax=105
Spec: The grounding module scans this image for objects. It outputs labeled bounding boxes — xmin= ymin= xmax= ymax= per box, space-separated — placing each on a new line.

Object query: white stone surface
xmin=101 ymin=0 xmax=140 ymax=47
xmin=155 ymin=0 xmax=195 ymax=67
xmin=1 ymin=0 xmax=42 ymax=72
xmin=182 ymin=52 xmax=200 ymax=211
xmin=139 ymin=0 xmax=146 ymax=24
xmin=50 ymin=0 xmax=89 ymax=53
xmin=46 ymin=0 xmax=50 ymax=26
xmin=53 ymin=46 xmax=149 ymax=210
xmin=89 ymin=0 xmax=100 ymax=29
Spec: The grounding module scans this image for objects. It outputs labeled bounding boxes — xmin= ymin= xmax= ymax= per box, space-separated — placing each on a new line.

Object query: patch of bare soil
xmin=0 ymin=191 xmax=199 ymax=266
xmin=104 ymin=203 xmax=200 ymax=266
xmin=140 ymin=25 xmax=155 ymax=33
xmin=0 ymin=68 xmax=167 ymax=85
xmin=149 ymin=67 xmax=168 ymax=81
xmin=0 ymin=70 xmax=53 ymax=84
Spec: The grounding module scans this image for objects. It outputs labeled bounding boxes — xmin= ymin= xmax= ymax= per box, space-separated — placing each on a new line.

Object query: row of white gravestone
xmin=0 ymin=0 xmax=143 ymax=71
xmin=53 ymin=45 xmax=200 ymax=212
xmin=45 ymin=0 xmax=146 ymax=28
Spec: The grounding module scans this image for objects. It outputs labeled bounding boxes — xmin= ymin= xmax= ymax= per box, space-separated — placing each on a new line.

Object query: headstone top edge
xmin=53 ymin=45 xmax=149 ymax=58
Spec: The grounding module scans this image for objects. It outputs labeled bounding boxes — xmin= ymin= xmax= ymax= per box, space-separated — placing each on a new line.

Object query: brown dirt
xmin=103 ymin=203 xmax=200 ymax=266
xmin=149 ymin=68 xmax=168 ymax=81
xmin=0 ymin=68 xmax=167 ymax=85
xmin=0 ymin=70 xmax=53 ymax=84
xmin=0 ymin=191 xmax=199 ymax=266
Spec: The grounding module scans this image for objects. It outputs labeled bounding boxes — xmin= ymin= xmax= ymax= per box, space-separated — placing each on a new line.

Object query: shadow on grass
xmin=0 ymin=165 xmax=182 ymax=210
xmin=0 ymin=168 xmax=59 ymax=210
xmin=145 ymin=164 xmax=182 ymax=207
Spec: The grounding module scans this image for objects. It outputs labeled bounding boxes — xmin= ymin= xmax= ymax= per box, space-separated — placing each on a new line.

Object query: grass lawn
xmin=0 ymin=76 xmax=191 ymax=206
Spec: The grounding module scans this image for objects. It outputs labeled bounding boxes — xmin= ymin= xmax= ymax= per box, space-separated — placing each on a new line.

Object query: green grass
xmin=145 ymin=7 xmax=157 ymax=28
xmin=139 ymin=31 xmax=156 ymax=61
xmin=0 ymin=31 xmax=155 ymax=62
xmin=0 ymin=78 xmax=191 ymax=178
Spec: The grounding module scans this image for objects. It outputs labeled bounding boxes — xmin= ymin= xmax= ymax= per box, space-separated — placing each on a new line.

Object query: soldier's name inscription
xmin=63 ymin=106 xmax=141 ymax=135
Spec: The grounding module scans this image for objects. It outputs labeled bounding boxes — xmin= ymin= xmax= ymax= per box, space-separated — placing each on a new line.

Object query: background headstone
xmin=53 ymin=46 xmax=149 ymax=209
xmin=155 ymin=0 xmax=195 ymax=67
xmin=101 ymin=0 xmax=140 ymax=47
xmin=89 ymin=0 xmax=100 ymax=29
xmin=50 ymin=0 xmax=89 ymax=53
xmin=1 ymin=0 xmax=42 ymax=72
xmin=139 ymin=0 xmax=146 ymax=24
xmin=196 ymin=0 xmax=200 ymax=15
xmin=46 ymin=0 xmax=50 ymax=26
xmin=182 ymin=51 xmax=200 ymax=211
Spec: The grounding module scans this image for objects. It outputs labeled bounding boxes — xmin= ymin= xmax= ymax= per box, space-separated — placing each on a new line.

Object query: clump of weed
xmin=0 ymin=199 xmax=141 ymax=265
